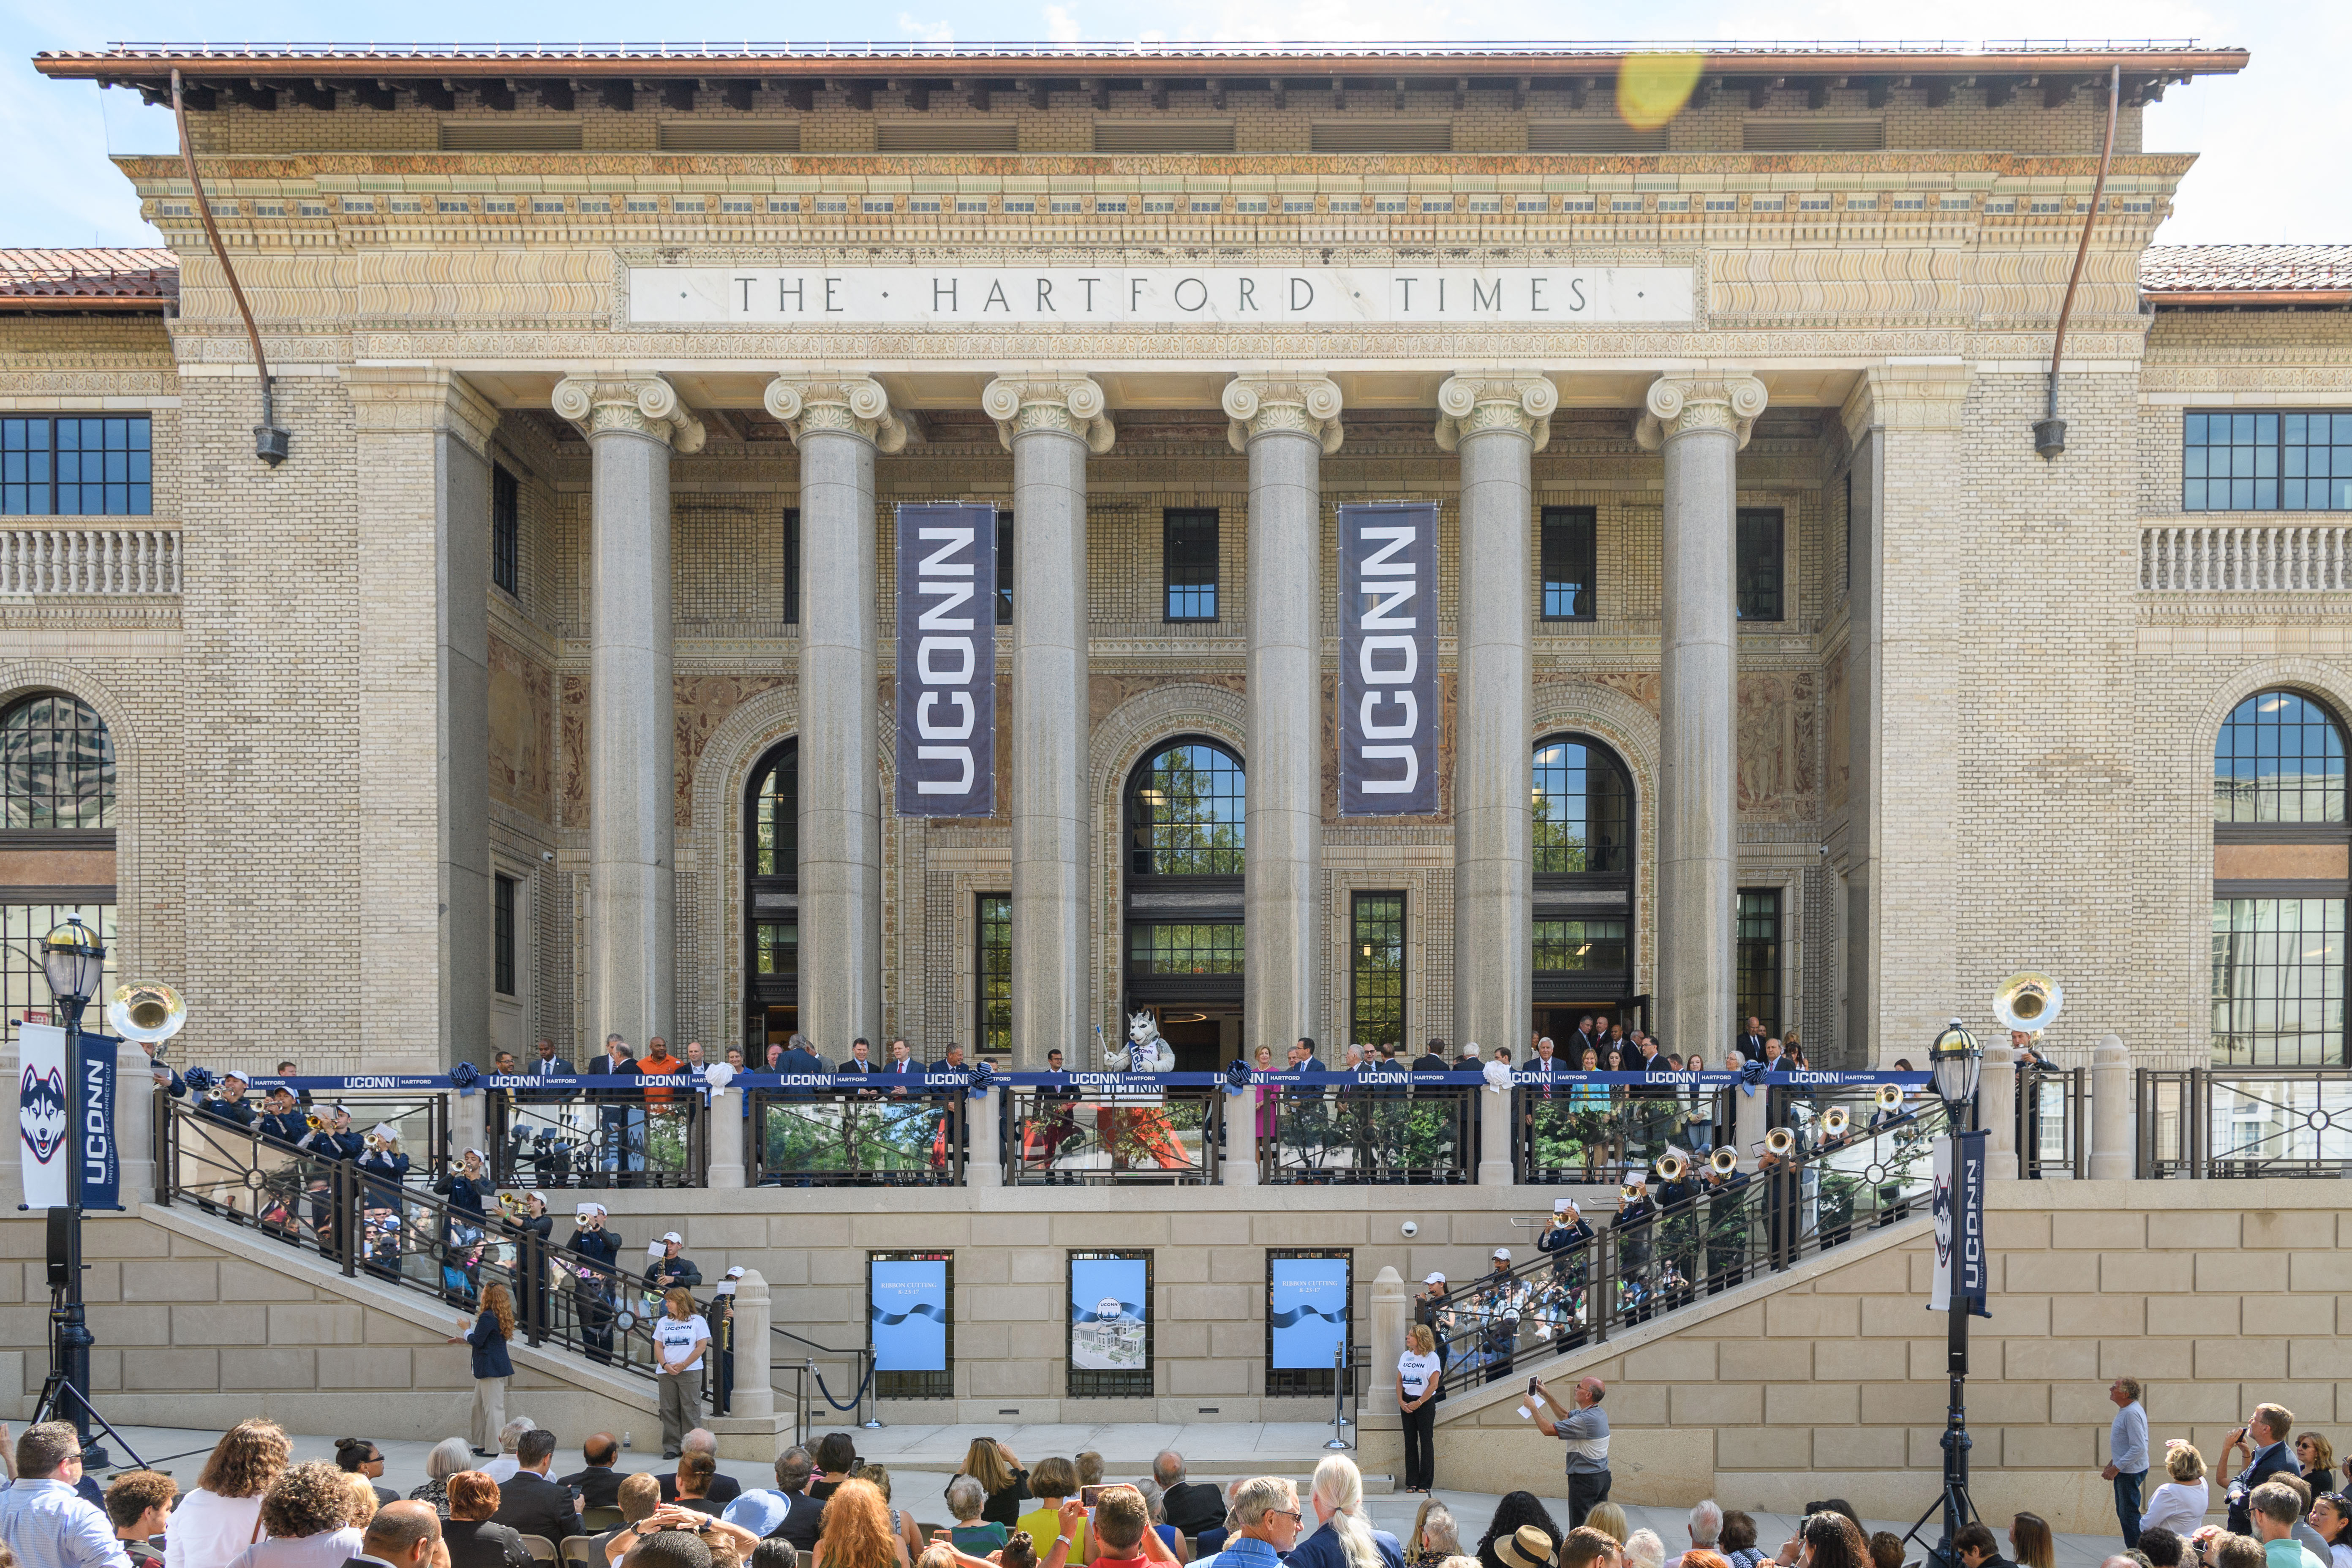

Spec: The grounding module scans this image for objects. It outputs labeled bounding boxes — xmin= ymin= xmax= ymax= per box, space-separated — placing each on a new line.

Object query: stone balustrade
xmin=0 ymin=527 xmax=181 ymax=594
xmin=2140 ymin=523 xmax=2352 ymax=591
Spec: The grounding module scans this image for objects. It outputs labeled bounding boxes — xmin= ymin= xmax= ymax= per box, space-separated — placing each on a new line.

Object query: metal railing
xmin=1004 ymin=1087 xmax=1220 ymax=1184
xmin=1516 ymin=1080 xmax=1732 ymax=1184
xmin=0 ymin=528 xmax=181 ymax=594
xmin=488 ymin=1087 xmax=705 ymax=1189
xmin=1260 ymin=1081 xmax=1475 ymax=1184
xmin=1425 ymin=1095 xmax=1949 ymax=1393
xmin=749 ymin=1088 xmax=966 ymax=1187
xmin=2017 ymin=1064 xmax=2087 ymax=1179
xmin=2136 ymin=1067 xmax=2352 ymax=1178
xmin=770 ymin=1322 xmax=877 ymax=1443
xmin=158 ymin=1097 xmax=686 ymax=1385
xmin=2140 ymin=525 xmax=2352 ymax=591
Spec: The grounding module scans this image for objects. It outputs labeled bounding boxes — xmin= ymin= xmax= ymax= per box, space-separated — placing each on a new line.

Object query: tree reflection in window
xmin=2214 ymin=691 xmax=2346 ymax=823
xmin=1128 ymin=740 xmax=1245 ymax=875
xmin=751 ymin=742 xmax=798 ymax=876
xmin=0 ymin=693 xmax=114 ymax=830
xmin=1532 ymin=736 xmax=1631 ymax=874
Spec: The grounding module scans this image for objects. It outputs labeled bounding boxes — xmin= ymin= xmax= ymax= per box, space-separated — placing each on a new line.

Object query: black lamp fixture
xmin=1922 ymin=1015 xmax=1984 ymax=1568
xmin=1929 ymin=1018 xmax=1982 ymax=1112
xmin=36 ymin=915 xmax=108 ymax=1466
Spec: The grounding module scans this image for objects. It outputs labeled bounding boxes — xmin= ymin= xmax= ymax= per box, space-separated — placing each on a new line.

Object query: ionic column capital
xmin=551 ymin=373 xmax=707 ymax=454
xmin=981 ymin=374 xmax=1115 ymax=455
xmin=1635 ymin=373 xmax=1769 ymax=452
xmin=1222 ymin=373 xmax=1344 ymax=455
xmin=1434 ymin=370 xmax=1556 ymax=455
xmin=763 ymin=375 xmax=909 ymax=454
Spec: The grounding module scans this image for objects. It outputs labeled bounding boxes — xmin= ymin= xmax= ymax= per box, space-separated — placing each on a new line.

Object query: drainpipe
xmin=2035 ymin=65 xmax=2121 ymax=459
xmin=172 ymin=68 xmax=289 ymax=466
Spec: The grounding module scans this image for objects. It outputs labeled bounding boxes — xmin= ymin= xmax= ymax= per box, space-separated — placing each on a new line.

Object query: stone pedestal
xmin=2091 ymin=1034 xmax=2133 ymax=1180
xmin=1438 ymin=372 xmax=1553 ymax=1059
xmin=1227 ymin=375 xmax=1342 ymax=1067
xmin=705 ymin=1086 xmax=746 ymax=1189
xmin=767 ymin=378 xmax=906 ymax=1056
xmin=1477 ymin=1079 xmax=1514 ymax=1186
xmin=1638 ymin=375 xmax=1767 ymax=1060
xmin=966 ymin=1092 xmax=1002 ymax=1188
xmin=1368 ymin=1266 xmax=1408 ymax=1433
xmin=725 ymin=1269 xmax=775 ymax=1419
xmin=985 ymin=376 xmax=1113 ymax=1067
xmin=1980 ymin=1049 xmax=2020 ymax=1179
xmin=114 ymin=1039 xmax=156 ymax=1205
xmin=553 ymin=375 xmax=705 ymax=1050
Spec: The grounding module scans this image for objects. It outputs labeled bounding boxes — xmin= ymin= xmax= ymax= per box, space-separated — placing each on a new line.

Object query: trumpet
xmin=305 ymin=1111 xmax=333 ymax=1132
xmin=1821 ymin=1106 xmax=1851 ymax=1138
xmin=1708 ymin=1147 xmax=1741 ymax=1177
xmin=1655 ymin=1149 xmax=1689 ymax=1183
xmin=364 ymin=1132 xmax=389 ymax=1152
xmin=1764 ymin=1127 xmax=1798 ymax=1159
xmin=1875 ymin=1083 xmax=1906 ymax=1113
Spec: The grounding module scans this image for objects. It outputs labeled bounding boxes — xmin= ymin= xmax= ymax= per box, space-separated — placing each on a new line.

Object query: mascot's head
xmin=1128 ymin=1010 xmax=1157 ymax=1044
xmin=19 ymin=1064 xmax=67 ymax=1164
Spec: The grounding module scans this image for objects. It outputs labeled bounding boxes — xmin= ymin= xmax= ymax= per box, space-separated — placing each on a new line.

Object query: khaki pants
xmin=471 ymin=1376 xmax=509 ymax=1451
xmin=657 ymin=1368 xmax=702 ymax=1456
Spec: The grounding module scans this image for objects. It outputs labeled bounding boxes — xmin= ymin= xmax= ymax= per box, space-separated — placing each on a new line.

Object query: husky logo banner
xmin=1339 ymin=501 xmax=1439 ymax=816
xmin=895 ymin=501 xmax=998 ymax=817
xmin=18 ymin=1023 xmax=70 ymax=1206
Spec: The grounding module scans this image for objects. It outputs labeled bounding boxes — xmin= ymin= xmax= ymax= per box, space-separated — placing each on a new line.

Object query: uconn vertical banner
xmin=17 ymin=1022 xmax=118 ymax=1211
xmin=1339 ymin=502 xmax=1439 ymax=815
xmin=895 ymin=502 xmax=998 ymax=816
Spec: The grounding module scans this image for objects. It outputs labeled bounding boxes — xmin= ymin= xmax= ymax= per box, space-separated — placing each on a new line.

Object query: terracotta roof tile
xmin=0 ymin=247 xmax=179 ymax=308
xmin=2140 ymin=244 xmax=2352 ymax=302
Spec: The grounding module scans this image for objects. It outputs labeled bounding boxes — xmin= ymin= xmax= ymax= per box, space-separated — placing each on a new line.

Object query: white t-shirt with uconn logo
xmin=655 ymin=1312 xmax=710 ymax=1372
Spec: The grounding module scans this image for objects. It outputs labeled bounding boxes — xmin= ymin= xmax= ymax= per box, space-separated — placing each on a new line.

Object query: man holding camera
xmin=1530 ymin=1375 xmax=1611 ymax=1529
xmin=2221 ymin=1405 xmax=2299 ymax=1536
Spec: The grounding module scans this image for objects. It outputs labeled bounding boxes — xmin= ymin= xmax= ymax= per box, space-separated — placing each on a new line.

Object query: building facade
xmin=7 ymin=40 xmax=2347 ymax=1076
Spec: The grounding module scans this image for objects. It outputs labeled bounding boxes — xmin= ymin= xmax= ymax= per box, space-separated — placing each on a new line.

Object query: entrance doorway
xmin=1533 ymin=996 xmax=1651 ymax=1058
xmin=1128 ymin=1004 xmax=1238 ymax=1073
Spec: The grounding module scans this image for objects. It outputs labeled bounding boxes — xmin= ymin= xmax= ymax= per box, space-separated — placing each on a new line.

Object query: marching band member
xmin=567 ymin=1202 xmax=623 ymax=1363
xmin=297 ymin=1103 xmax=364 ymax=1256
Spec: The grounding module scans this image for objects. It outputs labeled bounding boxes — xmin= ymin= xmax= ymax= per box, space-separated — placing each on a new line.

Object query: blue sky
xmin=0 ymin=0 xmax=2341 ymax=249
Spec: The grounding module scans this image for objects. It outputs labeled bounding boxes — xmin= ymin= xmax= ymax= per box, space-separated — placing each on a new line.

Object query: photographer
xmin=2223 ymin=1407 xmax=2300 ymax=1536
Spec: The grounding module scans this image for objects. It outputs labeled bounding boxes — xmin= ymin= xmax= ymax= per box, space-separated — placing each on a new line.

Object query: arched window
xmin=744 ymin=740 xmax=798 ymax=1055
xmin=1533 ymin=735 xmax=1631 ymax=874
xmin=1127 ymin=739 xmax=1245 ymax=876
xmin=2212 ymin=690 xmax=2349 ymax=1065
xmin=1123 ymin=738 xmax=1245 ymax=1061
xmin=0 ymin=692 xmax=114 ymax=830
xmin=1531 ymin=734 xmax=1637 ymax=1043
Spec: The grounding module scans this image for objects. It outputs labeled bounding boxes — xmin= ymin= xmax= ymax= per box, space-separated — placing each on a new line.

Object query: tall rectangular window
xmin=1736 ymin=509 xmax=1784 ymax=621
xmin=2185 ymin=411 xmax=2352 ymax=512
xmin=491 ymin=465 xmax=520 ymax=596
xmin=977 ymin=893 xmax=1012 ymax=1056
xmin=1 ymin=416 xmax=152 ymax=515
xmin=996 ymin=511 xmax=1015 ymax=624
xmin=492 ymin=873 xmax=517 ymax=996
xmin=1162 ymin=508 xmax=1220 ymax=621
xmin=1350 ymin=892 xmax=1405 ymax=1050
xmin=2212 ymin=897 xmax=2347 ymax=1065
xmin=1540 ymin=506 xmax=1597 ymax=621
xmin=1736 ymin=888 xmax=1781 ymax=1034
xmin=1 ymin=903 xmax=114 ymax=1050
xmin=783 ymin=508 xmax=801 ymax=626
xmin=1532 ymin=918 xmax=1628 ymax=973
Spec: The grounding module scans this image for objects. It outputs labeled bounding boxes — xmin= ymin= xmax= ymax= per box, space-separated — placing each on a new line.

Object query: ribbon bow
xmin=1739 ymin=1060 xmax=1766 ymax=1098
xmin=182 ymin=1065 xmax=217 ymax=1094
xmin=450 ymin=1062 xmax=481 ymax=1096
xmin=1225 ymin=1059 xmax=1253 ymax=1095
xmin=966 ymin=1061 xmax=995 ymax=1100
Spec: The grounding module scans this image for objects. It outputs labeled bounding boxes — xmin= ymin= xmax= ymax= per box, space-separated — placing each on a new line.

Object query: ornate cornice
xmin=762 ymin=375 xmax=906 ymax=453
xmin=1837 ymin=361 xmax=1973 ymax=442
xmin=342 ymin=365 xmax=501 ymax=457
xmin=1221 ymin=373 xmax=1344 ymax=455
xmin=549 ymin=373 xmax=706 ymax=452
xmin=1433 ymin=370 xmax=1556 ymax=453
xmin=1635 ymin=373 xmax=1770 ymax=451
xmin=981 ymin=374 xmax=1115 ymax=454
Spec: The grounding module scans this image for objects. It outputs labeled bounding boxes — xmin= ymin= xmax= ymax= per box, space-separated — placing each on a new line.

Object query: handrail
xmin=749 ymin=1086 xmax=966 ymax=1187
xmin=2134 ymin=1066 xmax=2352 ymax=1178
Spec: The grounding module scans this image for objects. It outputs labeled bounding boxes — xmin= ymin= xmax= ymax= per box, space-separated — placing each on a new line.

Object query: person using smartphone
xmin=1529 ymin=1375 xmax=1612 ymax=1528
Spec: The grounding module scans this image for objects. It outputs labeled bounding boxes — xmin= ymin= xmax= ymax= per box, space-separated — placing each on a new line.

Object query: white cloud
xmin=898 ymin=13 xmax=956 ymax=41
xmin=1043 ymin=5 xmax=1082 ymax=41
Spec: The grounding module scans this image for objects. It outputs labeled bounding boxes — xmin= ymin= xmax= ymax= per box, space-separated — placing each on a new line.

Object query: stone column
xmin=1224 ymin=374 xmax=1343 ymax=1063
xmin=765 ymin=378 xmax=906 ymax=1056
xmin=1436 ymin=373 xmax=1554 ymax=1057
xmin=983 ymin=376 xmax=1113 ymax=1067
xmin=725 ymin=1269 xmax=775 ymax=1420
xmin=705 ymin=1081 xmax=746 ymax=1189
xmin=1369 ymin=1266 xmax=1408 ymax=1433
xmin=1637 ymin=375 xmax=1768 ymax=1063
xmin=2090 ymin=1034 xmax=2133 ymax=1180
xmin=1734 ymin=1083 xmax=1769 ymax=1173
xmin=966 ymin=1088 xmax=1002 ymax=1189
xmin=552 ymin=375 xmax=705 ymax=1051
xmin=345 ymin=367 xmax=501 ymax=1068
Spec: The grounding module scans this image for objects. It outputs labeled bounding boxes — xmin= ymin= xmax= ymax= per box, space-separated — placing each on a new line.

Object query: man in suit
xmin=558 ymin=1433 xmax=627 ymax=1512
xmin=1573 ymin=1015 xmax=1603 ymax=1062
xmin=589 ymin=1034 xmax=641 ymax=1182
xmin=2222 ymin=1403 xmax=2299 ymax=1535
xmin=523 ymin=1037 xmax=577 ymax=1097
xmin=1736 ymin=1018 xmax=1769 ymax=1063
xmin=778 ymin=1034 xmax=827 ymax=1077
xmin=490 ymin=1429 xmax=585 ymax=1544
xmin=840 ymin=1039 xmax=875 ymax=1074
xmin=1411 ymin=1038 xmax=1450 ymax=1073
xmin=657 ymin=1432 xmax=743 ymax=1507
xmin=348 ymin=1500 xmax=441 ymax=1568
xmin=1152 ymin=1452 xmax=1225 ymax=1539
xmin=882 ymin=1038 xmax=925 ymax=1093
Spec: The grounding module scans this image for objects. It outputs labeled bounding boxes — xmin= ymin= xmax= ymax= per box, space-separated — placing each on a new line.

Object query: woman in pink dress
xmin=1253 ymin=1045 xmax=1279 ymax=1141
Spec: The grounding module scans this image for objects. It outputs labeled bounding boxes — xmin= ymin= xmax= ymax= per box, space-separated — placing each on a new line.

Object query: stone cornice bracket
xmin=1635 ymin=374 xmax=1769 ymax=453
xmin=762 ymin=375 xmax=908 ymax=455
xmin=551 ymin=373 xmax=707 ymax=455
xmin=981 ymin=374 xmax=1115 ymax=455
xmin=1839 ymin=361 xmax=1973 ymax=445
xmin=342 ymin=366 xmax=500 ymax=459
xmin=1221 ymin=373 xmax=1345 ymax=455
xmin=1433 ymin=371 xmax=1556 ymax=455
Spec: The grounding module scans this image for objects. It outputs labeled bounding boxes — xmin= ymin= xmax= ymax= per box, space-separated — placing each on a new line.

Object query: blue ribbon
xmin=867 ymin=1301 xmax=948 ymax=1328
xmin=1268 ymin=1304 xmax=1345 ymax=1329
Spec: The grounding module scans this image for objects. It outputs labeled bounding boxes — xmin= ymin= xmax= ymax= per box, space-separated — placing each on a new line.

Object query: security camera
xmin=1399 ymin=1220 xmax=1419 ymax=1238
xmin=540 ymin=850 xmax=556 ymax=862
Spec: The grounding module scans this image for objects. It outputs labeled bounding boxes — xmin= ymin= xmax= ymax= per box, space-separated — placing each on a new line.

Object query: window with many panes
xmin=1736 ymin=889 xmax=1781 ymax=1034
xmin=977 ymin=894 xmax=1012 ymax=1055
xmin=1540 ymin=506 xmax=1597 ymax=621
xmin=1532 ymin=918 xmax=1628 ymax=973
xmin=2184 ymin=411 xmax=2352 ymax=512
xmin=491 ymin=465 xmax=520 ymax=596
xmin=493 ymin=874 xmax=517 ymax=996
xmin=1 ymin=416 xmax=152 ymax=515
xmin=0 ymin=693 xmax=115 ymax=830
xmin=1129 ymin=923 xmax=1245 ymax=974
xmin=1736 ymin=509 xmax=1784 ymax=621
xmin=1 ymin=903 xmax=114 ymax=1051
xmin=1350 ymin=893 xmax=1405 ymax=1048
xmin=1127 ymin=741 xmax=1245 ymax=875
xmin=1162 ymin=509 xmax=1219 ymax=621
xmin=1532 ymin=738 xmax=1632 ymax=874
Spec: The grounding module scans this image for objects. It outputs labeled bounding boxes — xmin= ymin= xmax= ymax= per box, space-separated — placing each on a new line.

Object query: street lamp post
xmin=38 ymin=915 xmax=109 ymax=1465
xmin=1927 ymin=1017 xmax=1984 ymax=1565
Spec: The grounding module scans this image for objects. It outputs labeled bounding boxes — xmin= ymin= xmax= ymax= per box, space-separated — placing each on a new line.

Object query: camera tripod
xmin=39 ymin=1280 xmax=150 ymax=1472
